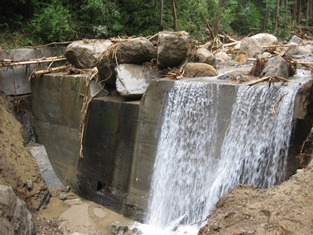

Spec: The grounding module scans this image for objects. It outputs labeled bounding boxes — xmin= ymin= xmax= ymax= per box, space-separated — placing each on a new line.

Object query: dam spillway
xmin=30 ymin=72 xmax=313 ymax=224
xmin=145 ymin=81 xmax=297 ymax=232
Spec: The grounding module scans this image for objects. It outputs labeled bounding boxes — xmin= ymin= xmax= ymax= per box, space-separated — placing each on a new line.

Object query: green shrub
xmin=80 ymin=0 xmax=124 ymax=37
xmin=31 ymin=0 xmax=75 ymax=42
xmin=230 ymin=2 xmax=261 ymax=35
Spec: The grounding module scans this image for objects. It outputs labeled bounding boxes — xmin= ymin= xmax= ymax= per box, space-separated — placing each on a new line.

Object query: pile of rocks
xmin=64 ymin=31 xmax=217 ymax=100
xmin=111 ymin=221 xmax=142 ymax=235
xmin=64 ymin=31 xmax=313 ymax=99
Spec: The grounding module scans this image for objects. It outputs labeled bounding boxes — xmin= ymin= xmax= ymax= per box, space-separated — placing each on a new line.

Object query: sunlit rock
xmin=194 ymin=47 xmax=216 ymax=66
xmin=157 ymin=31 xmax=189 ymax=68
xmin=240 ymin=37 xmax=263 ymax=58
xmin=115 ymin=64 xmax=157 ymax=98
xmin=184 ymin=62 xmax=217 ymax=77
xmin=65 ymin=40 xmax=112 ymax=69
xmin=115 ymin=38 xmax=156 ymax=64
xmin=251 ymin=33 xmax=278 ymax=47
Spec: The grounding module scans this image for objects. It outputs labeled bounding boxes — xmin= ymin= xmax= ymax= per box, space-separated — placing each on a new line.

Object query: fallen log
xmin=246 ymin=76 xmax=289 ymax=86
xmin=0 ymin=56 xmax=66 ymax=67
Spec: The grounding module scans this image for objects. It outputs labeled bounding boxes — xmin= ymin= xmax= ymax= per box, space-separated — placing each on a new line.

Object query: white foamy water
xmin=142 ymin=81 xmax=298 ymax=234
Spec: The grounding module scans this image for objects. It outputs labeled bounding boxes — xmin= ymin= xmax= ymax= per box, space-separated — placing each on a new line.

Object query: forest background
xmin=0 ymin=0 xmax=312 ymax=49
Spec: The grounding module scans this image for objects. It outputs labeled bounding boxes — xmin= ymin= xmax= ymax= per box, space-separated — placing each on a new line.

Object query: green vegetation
xmin=0 ymin=0 xmax=312 ymax=49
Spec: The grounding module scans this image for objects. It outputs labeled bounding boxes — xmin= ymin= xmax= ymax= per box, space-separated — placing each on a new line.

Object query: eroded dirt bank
xmin=0 ymin=94 xmax=133 ymax=234
xmin=0 ymin=94 xmax=47 ymax=210
xmin=200 ymin=144 xmax=313 ymax=235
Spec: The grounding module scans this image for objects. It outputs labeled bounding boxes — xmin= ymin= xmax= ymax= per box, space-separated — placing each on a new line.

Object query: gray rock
xmin=260 ymin=56 xmax=290 ymax=79
xmin=257 ymin=52 xmax=272 ymax=60
xmin=285 ymin=45 xmax=312 ymax=56
xmin=115 ymin=64 xmax=157 ymax=98
xmin=61 ymin=185 xmax=71 ymax=193
xmin=58 ymin=193 xmax=68 ymax=201
xmin=240 ymin=37 xmax=264 ymax=58
xmin=115 ymin=38 xmax=156 ymax=64
xmin=194 ymin=47 xmax=216 ymax=66
xmin=217 ymin=71 xmax=246 ymax=80
xmin=215 ymin=51 xmax=231 ymax=62
xmin=288 ymin=35 xmax=302 ymax=45
xmin=65 ymin=40 xmax=113 ymax=69
xmin=184 ymin=62 xmax=217 ymax=77
xmin=305 ymin=43 xmax=313 ymax=54
xmin=250 ymin=33 xmax=278 ymax=47
xmin=0 ymin=185 xmax=35 ymax=235
xmin=157 ymin=31 xmax=189 ymax=68
xmin=111 ymin=220 xmax=121 ymax=228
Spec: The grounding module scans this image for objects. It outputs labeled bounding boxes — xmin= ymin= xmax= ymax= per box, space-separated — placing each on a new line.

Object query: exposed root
xmin=79 ymin=68 xmax=104 ymax=158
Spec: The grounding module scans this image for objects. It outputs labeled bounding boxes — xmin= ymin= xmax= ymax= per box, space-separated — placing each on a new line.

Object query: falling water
xmin=144 ymin=80 xmax=297 ymax=234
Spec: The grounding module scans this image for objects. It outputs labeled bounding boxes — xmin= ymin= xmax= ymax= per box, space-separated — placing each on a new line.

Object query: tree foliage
xmin=0 ymin=0 xmax=312 ymax=46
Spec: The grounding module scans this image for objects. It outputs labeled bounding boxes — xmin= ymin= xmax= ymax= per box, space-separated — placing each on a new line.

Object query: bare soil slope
xmin=200 ymin=148 xmax=313 ymax=234
xmin=0 ymin=94 xmax=48 ymax=210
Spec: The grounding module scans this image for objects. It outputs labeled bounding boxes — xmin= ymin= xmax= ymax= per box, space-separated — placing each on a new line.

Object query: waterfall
xmin=144 ymin=80 xmax=297 ymax=233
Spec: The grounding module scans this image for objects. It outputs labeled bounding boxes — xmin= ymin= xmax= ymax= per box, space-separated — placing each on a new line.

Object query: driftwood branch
xmin=246 ymin=76 xmax=289 ymax=86
xmin=33 ymin=65 xmax=69 ymax=75
xmin=0 ymin=56 xmax=66 ymax=67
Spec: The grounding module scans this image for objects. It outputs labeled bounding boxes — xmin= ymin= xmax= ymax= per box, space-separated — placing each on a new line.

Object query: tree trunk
xmin=297 ymin=0 xmax=301 ymax=24
xmin=160 ymin=0 xmax=164 ymax=30
xmin=292 ymin=0 xmax=297 ymax=25
xmin=285 ymin=0 xmax=288 ymax=30
xmin=275 ymin=0 xmax=280 ymax=34
xmin=172 ymin=0 xmax=178 ymax=31
xmin=306 ymin=0 xmax=310 ymax=26
xmin=213 ymin=0 xmax=223 ymax=36
xmin=263 ymin=4 xmax=269 ymax=31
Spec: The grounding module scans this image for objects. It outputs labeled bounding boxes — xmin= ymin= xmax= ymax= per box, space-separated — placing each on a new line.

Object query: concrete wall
xmin=77 ymin=97 xmax=139 ymax=212
xmin=32 ymin=73 xmax=86 ymax=185
xmin=0 ymin=47 xmax=65 ymax=95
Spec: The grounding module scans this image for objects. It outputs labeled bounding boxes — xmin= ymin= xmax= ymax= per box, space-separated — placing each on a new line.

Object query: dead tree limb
xmin=0 ymin=56 xmax=66 ymax=67
xmin=246 ymin=76 xmax=289 ymax=86
xmin=33 ymin=65 xmax=69 ymax=75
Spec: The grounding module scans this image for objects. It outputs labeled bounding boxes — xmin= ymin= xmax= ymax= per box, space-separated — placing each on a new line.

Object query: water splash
xmin=145 ymin=80 xmax=297 ymax=234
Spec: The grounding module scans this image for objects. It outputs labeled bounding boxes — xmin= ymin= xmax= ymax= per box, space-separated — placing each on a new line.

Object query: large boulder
xmin=157 ymin=31 xmax=189 ymax=68
xmin=285 ymin=45 xmax=312 ymax=56
xmin=288 ymin=35 xmax=302 ymax=45
xmin=115 ymin=38 xmax=156 ymax=64
xmin=0 ymin=185 xmax=35 ymax=235
xmin=184 ymin=62 xmax=217 ymax=78
xmin=250 ymin=33 xmax=278 ymax=47
xmin=240 ymin=37 xmax=263 ymax=58
xmin=215 ymin=51 xmax=231 ymax=63
xmin=65 ymin=40 xmax=112 ymax=69
xmin=115 ymin=64 xmax=157 ymax=98
xmin=260 ymin=56 xmax=290 ymax=79
xmin=194 ymin=47 xmax=216 ymax=66
xmin=97 ymin=58 xmax=116 ymax=85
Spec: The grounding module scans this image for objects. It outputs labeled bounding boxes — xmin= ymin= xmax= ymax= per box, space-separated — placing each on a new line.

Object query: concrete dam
xmin=1 ymin=35 xmax=313 ymax=233
xmin=30 ymin=71 xmax=313 ymax=226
